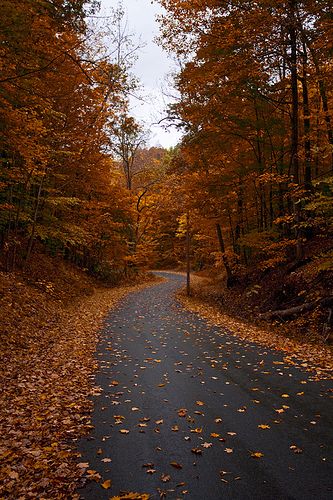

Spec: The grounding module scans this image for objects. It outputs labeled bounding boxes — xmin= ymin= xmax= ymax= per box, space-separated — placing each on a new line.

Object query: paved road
xmin=78 ymin=272 xmax=333 ymax=499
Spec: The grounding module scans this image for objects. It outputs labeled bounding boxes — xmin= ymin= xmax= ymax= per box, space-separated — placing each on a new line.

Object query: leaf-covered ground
xmin=0 ymin=263 xmax=161 ymax=499
xmin=179 ymin=283 xmax=333 ymax=381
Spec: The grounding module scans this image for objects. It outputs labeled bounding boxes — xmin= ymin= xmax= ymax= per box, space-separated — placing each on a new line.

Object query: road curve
xmin=78 ymin=272 xmax=333 ymax=499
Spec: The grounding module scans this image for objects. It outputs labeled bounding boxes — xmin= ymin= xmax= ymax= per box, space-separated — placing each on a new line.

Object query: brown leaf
xmin=170 ymin=461 xmax=183 ymax=469
xmin=178 ymin=408 xmax=187 ymax=417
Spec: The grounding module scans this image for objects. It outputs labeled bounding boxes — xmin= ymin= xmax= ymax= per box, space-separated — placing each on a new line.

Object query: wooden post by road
xmin=186 ymin=212 xmax=191 ymax=296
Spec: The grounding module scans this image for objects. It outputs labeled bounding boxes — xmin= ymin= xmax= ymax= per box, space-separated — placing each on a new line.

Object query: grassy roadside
xmin=0 ymin=259 xmax=161 ymax=499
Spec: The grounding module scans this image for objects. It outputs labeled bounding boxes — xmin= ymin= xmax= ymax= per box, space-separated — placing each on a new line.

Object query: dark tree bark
xmin=216 ymin=223 xmax=235 ymax=288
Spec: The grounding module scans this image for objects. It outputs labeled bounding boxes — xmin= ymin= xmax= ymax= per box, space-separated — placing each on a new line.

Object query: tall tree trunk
xmin=298 ymin=20 xmax=333 ymax=171
xmin=25 ymin=174 xmax=45 ymax=263
xmin=288 ymin=0 xmax=299 ymax=184
xmin=288 ymin=0 xmax=303 ymax=261
xmin=301 ymin=42 xmax=312 ymax=189
xmin=216 ymin=223 xmax=234 ymax=288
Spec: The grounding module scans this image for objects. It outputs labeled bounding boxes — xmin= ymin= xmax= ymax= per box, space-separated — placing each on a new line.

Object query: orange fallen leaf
xmin=196 ymin=401 xmax=205 ymax=406
xmin=258 ymin=424 xmax=270 ymax=429
xmin=101 ymin=479 xmax=112 ymax=489
xmin=251 ymin=451 xmax=264 ymax=458
xmin=119 ymin=429 xmax=129 ymax=434
xmin=178 ymin=408 xmax=187 ymax=417
xmin=170 ymin=461 xmax=182 ymax=469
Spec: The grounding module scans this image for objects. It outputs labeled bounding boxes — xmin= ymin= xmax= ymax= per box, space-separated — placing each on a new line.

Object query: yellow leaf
xmin=258 ymin=424 xmax=270 ymax=429
xmin=101 ymin=479 xmax=112 ymax=489
xmin=251 ymin=452 xmax=264 ymax=458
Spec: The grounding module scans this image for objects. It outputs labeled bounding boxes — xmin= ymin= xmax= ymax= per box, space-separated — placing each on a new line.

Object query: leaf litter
xmin=0 ymin=275 xmax=161 ymax=499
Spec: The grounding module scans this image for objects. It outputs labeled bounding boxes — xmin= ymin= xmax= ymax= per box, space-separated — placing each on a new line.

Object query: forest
xmin=1 ymin=0 xmax=332 ymax=340
xmin=1 ymin=1 xmax=333 ymax=499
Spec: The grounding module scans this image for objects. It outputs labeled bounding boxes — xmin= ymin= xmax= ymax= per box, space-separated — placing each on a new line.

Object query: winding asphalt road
xmin=78 ymin=272 xmax=333 ymax=499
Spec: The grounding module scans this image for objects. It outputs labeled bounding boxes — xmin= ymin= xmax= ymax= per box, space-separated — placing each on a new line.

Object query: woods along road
xmin=78 ymin=272 xmax=333 ymax=500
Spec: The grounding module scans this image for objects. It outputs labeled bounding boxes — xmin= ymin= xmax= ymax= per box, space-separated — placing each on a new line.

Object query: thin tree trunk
xmin=288 ymin=0 xmax=303 ymax=261
xmin=25 ymin=174 xmax=45 ymax=263
xmin=216 ymin=223 xmax=234 ymax=288
xmin=301 ymin=42 xmax=312 ymax=189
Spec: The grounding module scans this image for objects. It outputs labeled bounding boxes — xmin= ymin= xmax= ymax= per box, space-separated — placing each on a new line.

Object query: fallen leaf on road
xmin=77 ymin=462 xmax=89 ymax=469
xmin=225 ymin=448 xmax=233 ymax=454
xmin=191 ymin=448 xmax=202 ymax=455
xmin=258 ymin=424 xmax=270 ymax=429
xmin=290 ymin=445 xmax=303 ymax=454
xmin=161 ymin=474 xmax=171 ymax=482
xmin=170 ymin=461 xmax=183 ymax=469
xmin=119 ymin=429 xmax=129 ymax=434
xmin=110 ymin=493 xmax=150 ymax=499
xmin=178 ymin=408 xmax=187 ymax=417
xmin=101 ymin=479 xmax=112 ymax=489
xmin=251 ymin=452 xmax=264 ymax=458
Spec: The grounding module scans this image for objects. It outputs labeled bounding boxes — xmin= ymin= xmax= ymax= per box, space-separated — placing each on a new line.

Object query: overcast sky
xmin=99 ymin=0 xmax=182 ymax=148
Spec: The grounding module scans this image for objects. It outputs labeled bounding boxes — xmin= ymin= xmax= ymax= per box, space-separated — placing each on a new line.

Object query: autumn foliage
xmin=152 ymin=0 xmax=332 ymax=284
xmin=0 ymin=0 xmax=139 ymax=280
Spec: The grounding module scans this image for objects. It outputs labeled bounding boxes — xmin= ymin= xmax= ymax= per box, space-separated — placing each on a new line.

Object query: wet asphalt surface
xmin=78 ymin=272 xmax=333 ymax=500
